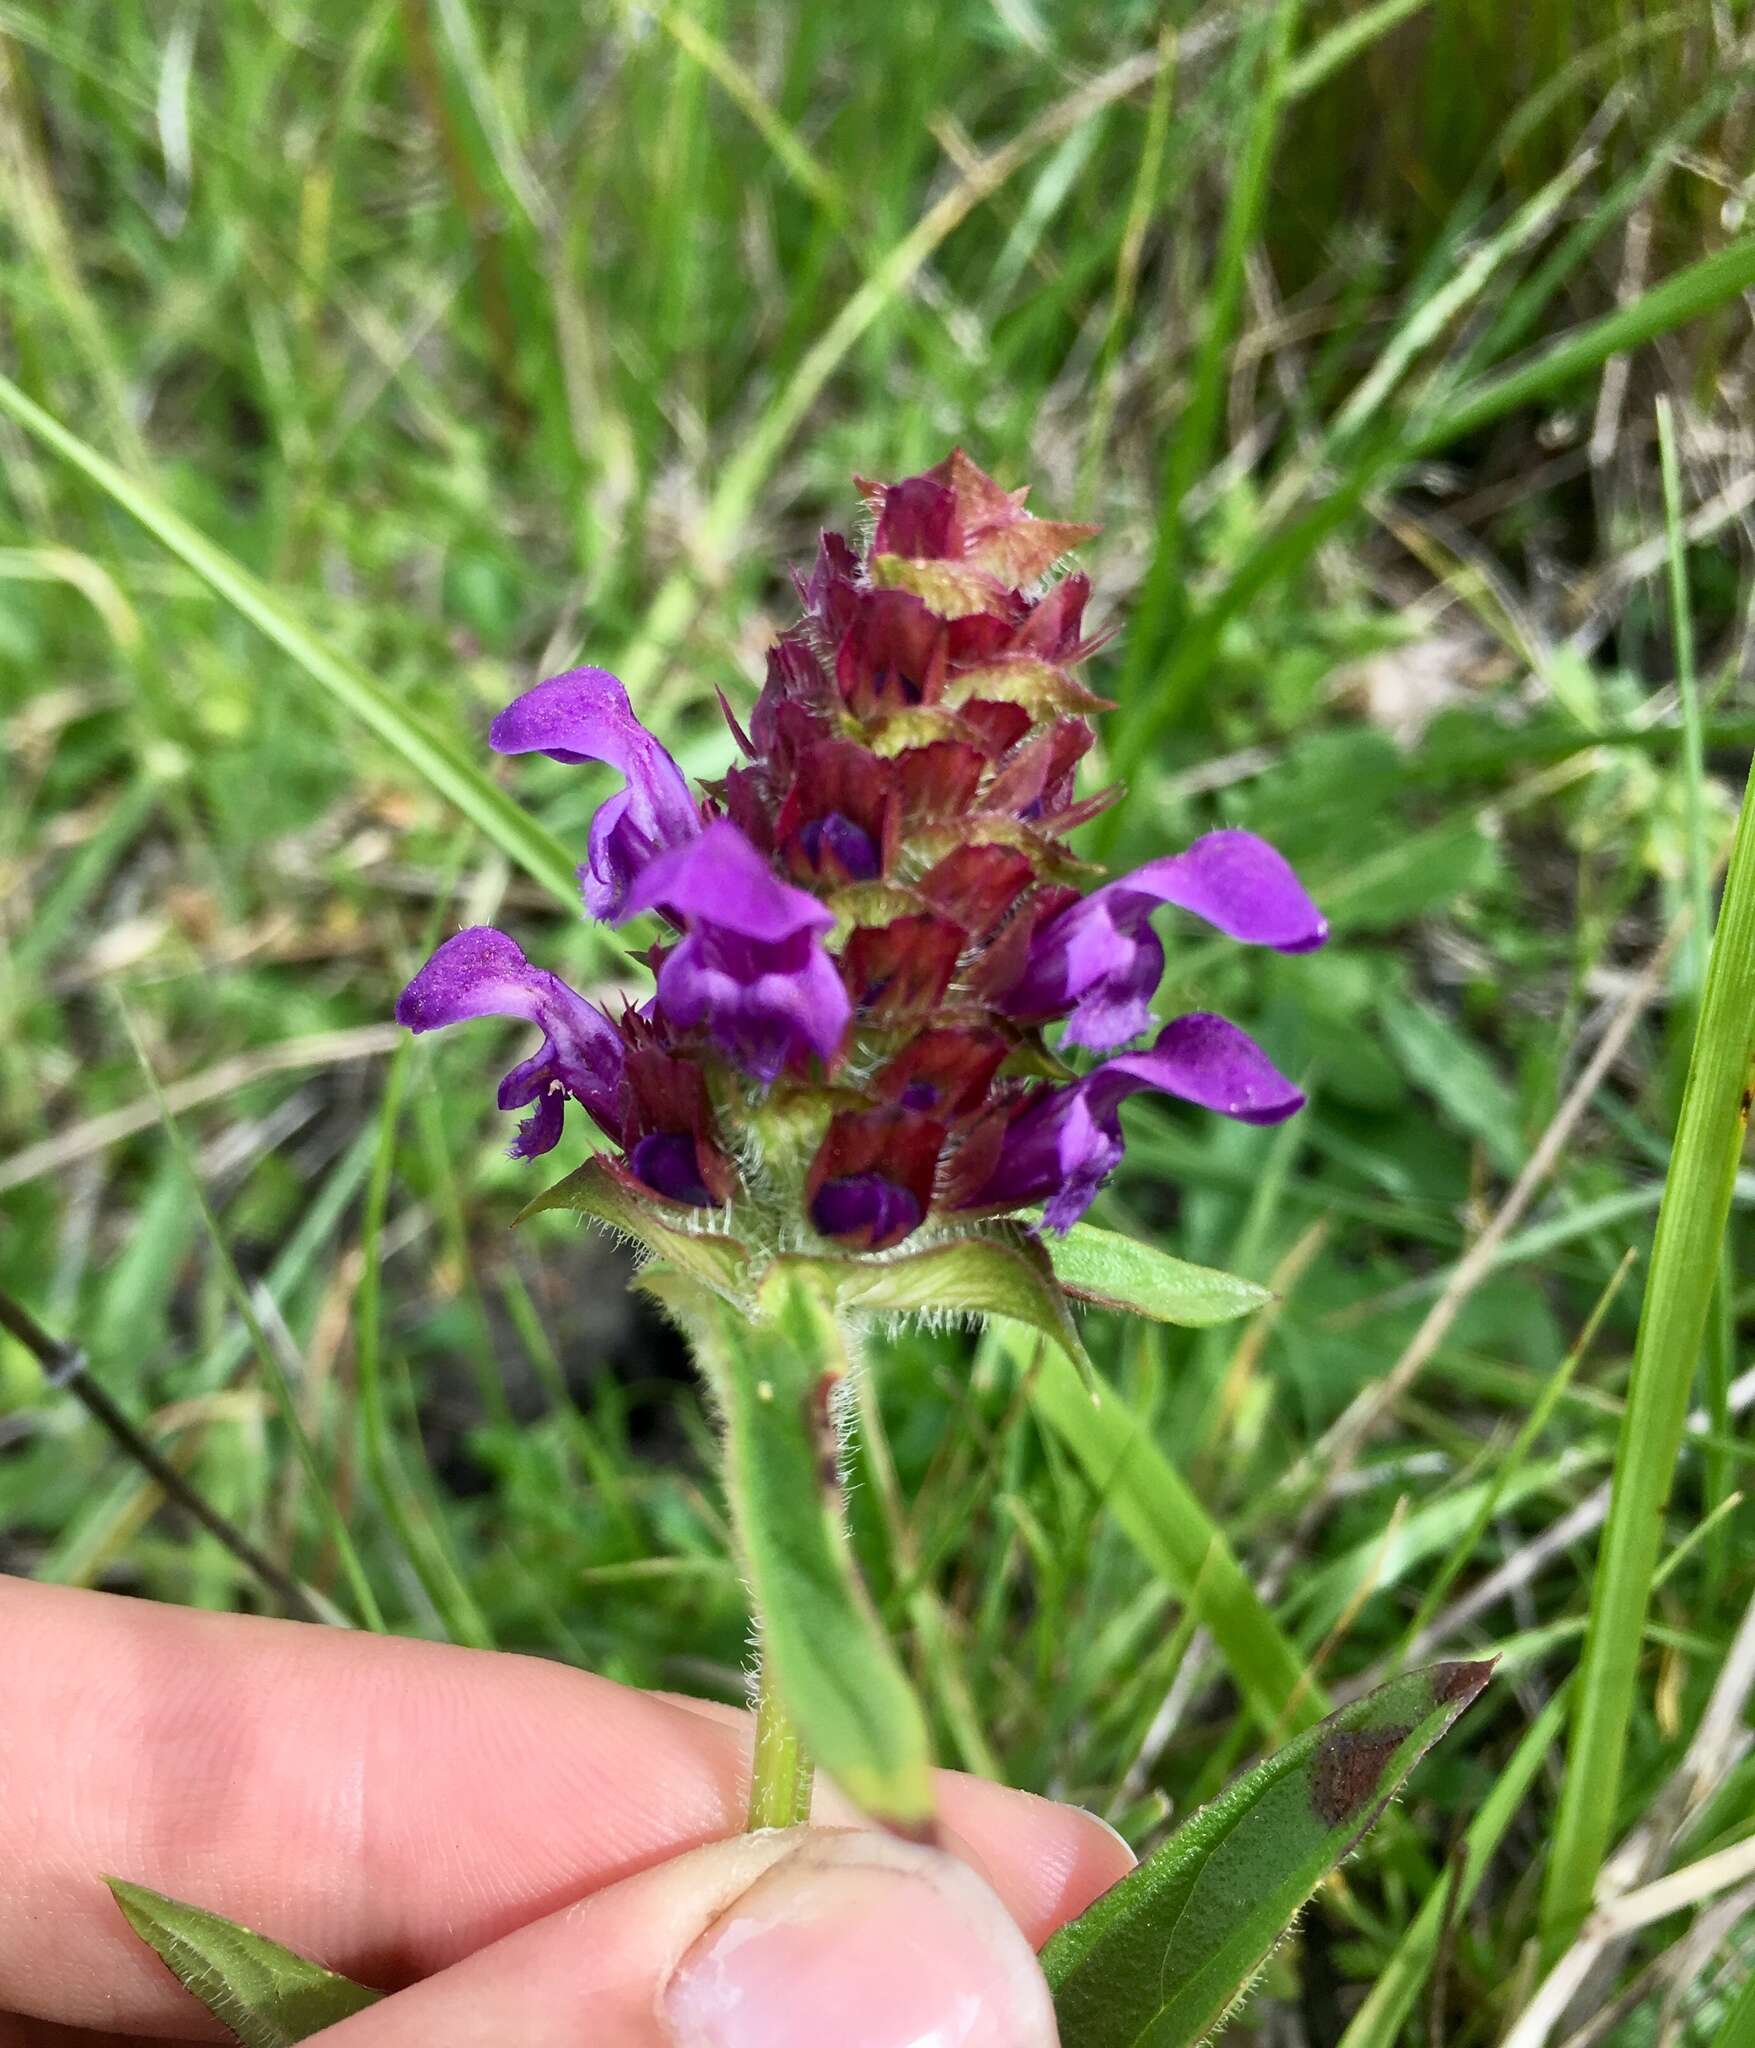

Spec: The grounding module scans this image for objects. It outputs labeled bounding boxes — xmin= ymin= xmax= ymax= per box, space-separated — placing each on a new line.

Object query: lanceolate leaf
xmin=1040 ymin=1662 xmax=1492 ymax=2048
xmin=701 ymin=1267 xmax=937 ymax=1832
xmin=774 ymin=1223 xmax=1092 ymax=1378
xmin=107 ymin=1880 xmax=380 ymax=2045
xmin=1047 ymin=1221 xmax=1272 ymax=1327
xmin=519 ymin=1155 xmax=753 ymax=1301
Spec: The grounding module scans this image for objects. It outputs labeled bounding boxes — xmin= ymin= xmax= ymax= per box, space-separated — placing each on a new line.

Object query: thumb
xmin=317 ymin=1826 xmax=1061 ymax=2046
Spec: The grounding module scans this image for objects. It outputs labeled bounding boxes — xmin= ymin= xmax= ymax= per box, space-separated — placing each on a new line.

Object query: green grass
xmin=2 ymin=1 xmax=1753 ymax=2039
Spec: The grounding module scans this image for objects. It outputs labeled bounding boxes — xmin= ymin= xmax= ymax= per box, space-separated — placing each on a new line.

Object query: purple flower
xmin=1003 ymin=829 xmax=1327 ymax=1051
xmin=395 ymin=927 xmax=625 ymax=1159
xmin=623 ymin=820 xmax=851 ymax=1083
xmin=491 ymin=668 xmax=700 ymax=921
xmin=970 ymin=1013 xmax=1305 ymax=1231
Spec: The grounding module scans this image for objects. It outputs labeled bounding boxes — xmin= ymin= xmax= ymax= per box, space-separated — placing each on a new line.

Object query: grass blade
xmin=1023 ymin=1331 xmax=1320 ymax=1739
xmin=1539 ymin=748 xmax=1755 ymax=1948
xmin=1117 ymin=0 xmax=1301 ymax=716
xmin=118 ymin=1006 xmax=388 ymax=1634
xmin=0 ymin=369 xmax=581 ymax=910
xmin=1109 ymin=235 xmax=1755 ymax=789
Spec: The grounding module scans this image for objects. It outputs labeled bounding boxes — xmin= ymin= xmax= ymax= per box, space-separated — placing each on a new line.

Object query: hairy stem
xmin=747 ymin=1648 xmax=816 ymax=1830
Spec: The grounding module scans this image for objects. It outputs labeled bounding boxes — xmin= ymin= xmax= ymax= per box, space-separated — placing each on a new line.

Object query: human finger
xmin=0 ymin=1579 xmax=1126 ymax=2032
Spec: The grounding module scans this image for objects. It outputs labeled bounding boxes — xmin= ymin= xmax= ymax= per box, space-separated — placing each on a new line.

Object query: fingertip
xmin=928 ymin=1779 xmax=1134 ymax=1945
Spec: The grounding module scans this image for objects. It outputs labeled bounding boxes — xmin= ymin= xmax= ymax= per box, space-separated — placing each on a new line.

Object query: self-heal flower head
xmin=396 ymin=450 xmax=1325 ymax=1244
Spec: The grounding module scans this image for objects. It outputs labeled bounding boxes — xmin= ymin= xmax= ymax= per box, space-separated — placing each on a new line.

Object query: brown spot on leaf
xmin=1432 ymin=1658 xmax=1496 ymax=1707
xmin=1311 ymin=1727 xmax=1410 ymax=1827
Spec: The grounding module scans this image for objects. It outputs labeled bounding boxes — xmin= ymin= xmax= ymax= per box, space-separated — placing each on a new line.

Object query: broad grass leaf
xmin=107 ymin=1880 xmax=380 ymax=2045
xmin=702 ymin=1268 xmax=937 ymax=1832
xmin=1047 ymin=1222 xmax=1271 ymax=1327
xmin=1376 ymin=990 xmax=1523 ymax=1174
xmin=1039 ymin=1662 xmax=1492 ymax=2047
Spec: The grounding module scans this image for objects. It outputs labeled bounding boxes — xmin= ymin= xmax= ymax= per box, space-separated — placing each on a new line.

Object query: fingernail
xmin=661 ymin=1831 xmax=1059 ymax=2048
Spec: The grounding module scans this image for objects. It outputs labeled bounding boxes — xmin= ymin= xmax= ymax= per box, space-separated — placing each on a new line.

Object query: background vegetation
xmin=2 ymin=1 xmax=1753 ymax=2038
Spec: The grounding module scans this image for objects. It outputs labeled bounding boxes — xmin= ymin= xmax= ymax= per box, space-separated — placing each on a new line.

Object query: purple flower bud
xmin=627 ymin=1131 xmax=717 ymax=1207
xmin=395 ymin=926 xmax=625 ymax=1159
xmin=811 ymin=1174 xmax=923 ymax=1249
xmin=807 ymin=1105 xmax=945 ymax=1251
xmin=1003 ymin=830 xmax=1328 ymax=1051
xmin=491 ymin=668 xmax=700 ymax=921
xmin=623 ymin=820 xmax=851 ymax=1083
xmin=797 ymin=812 xmax=881 ymax=881
xmin=970 ymin=1013 xmax=1305 ymax=1231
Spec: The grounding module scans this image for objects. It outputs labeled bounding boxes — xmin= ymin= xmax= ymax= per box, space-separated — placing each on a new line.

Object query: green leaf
xmin=518 ymin=1155 xmax=752 ymax=1302
xmin=700 ymin=1267 xmax=936 ymax=1831
xmin=1040 ymin=1662 xmax=1492 ymax=2048
xmin=1047 ymin=1222 xmax=1272 ymax=1327
xmin=772 ymin=1224 xmax=1092 ymax=1378
xmin=1376 ymin=990 xmax=1523 ymax=1174
xmin=1337 ymin=1685 xmax=1566 ymax=2048
xmin=107 ymin=1880 xmax=380 ymax=2045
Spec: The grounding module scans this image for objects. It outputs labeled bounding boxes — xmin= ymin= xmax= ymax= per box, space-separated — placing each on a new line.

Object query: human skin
xmin=0 ymin=1578 xmax=1131 ymax=2044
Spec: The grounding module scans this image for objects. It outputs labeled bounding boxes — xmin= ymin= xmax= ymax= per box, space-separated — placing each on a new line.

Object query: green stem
xmin=747 ymin=1650 xmax=816 ymax=1831
xmin=660 ymin=1261 xmax=935 ymax=1836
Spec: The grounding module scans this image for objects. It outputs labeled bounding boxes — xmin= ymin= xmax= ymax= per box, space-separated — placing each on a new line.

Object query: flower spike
xmin=397 ymin=456 xmax=1324 ymax=1253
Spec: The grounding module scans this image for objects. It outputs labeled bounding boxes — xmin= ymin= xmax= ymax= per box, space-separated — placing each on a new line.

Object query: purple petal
xmin=969 ymin=1013 xmax=1303 ymax=1230
xmin=395 ymin=926 xmax=625 ymax=1156
xmin=629 ymin=822 xmax=849 ymax=1080
xmin=628 ymin=1132 xmax=717 ymax=1207
xmin=1116 ymin=832 xmax=1327 ymax=952
xmin=811 ymin=1174 xmax=924 ymax=1250
xmin=491 ymin=669 xmax=700 ymax=921
xmin=1088 ymin=1013 xmax=1306 ymax=1128
xmin=658 ymin=924 xmax=849 ymax=1081
xmin=1003 ymin=830 xmax=1325 ymax=1053
xmin=624 ymin=819 xmax=835 ymax=941
xmin=1005 ymin=893 xmax=1166 ymax=1052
